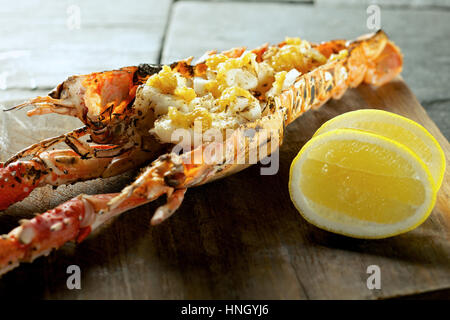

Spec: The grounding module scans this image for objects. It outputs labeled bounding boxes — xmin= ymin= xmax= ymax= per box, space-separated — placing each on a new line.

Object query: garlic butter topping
xmin=143 ymin=37 xmax=340 ymax=145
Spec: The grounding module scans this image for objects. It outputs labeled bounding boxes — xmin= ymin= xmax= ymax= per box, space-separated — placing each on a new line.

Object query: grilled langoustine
xmin=0 ymin=30 xmax=402 ymax=275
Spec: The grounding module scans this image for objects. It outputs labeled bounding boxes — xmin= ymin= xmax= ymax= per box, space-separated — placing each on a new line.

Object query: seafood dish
xmin=0 ymin=30 xmax=402 ymax=275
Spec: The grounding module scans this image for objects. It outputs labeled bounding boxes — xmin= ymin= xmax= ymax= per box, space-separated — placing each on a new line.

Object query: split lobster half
xmin=0 ymin=30 xmax=402 ymax=275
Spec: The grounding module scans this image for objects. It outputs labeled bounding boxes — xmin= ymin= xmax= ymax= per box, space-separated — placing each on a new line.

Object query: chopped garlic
xmin=225 ymin=68 xmax=258 ymax=90
xmin=283 ymin=69 xmax=302 ymax=90
xmin=141 ymin=86 xmax=188 ymax=116
xmin=267 ymin=71 xmax=287 ymax=98
xmin=193 ymin=77 xmax=209 ymax=95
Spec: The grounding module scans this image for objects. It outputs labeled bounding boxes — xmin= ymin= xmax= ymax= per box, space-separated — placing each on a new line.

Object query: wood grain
xmin=0 ymin=77 xmax=448 ymax=299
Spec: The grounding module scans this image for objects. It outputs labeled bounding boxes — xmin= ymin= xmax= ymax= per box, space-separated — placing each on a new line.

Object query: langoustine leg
xmin=0 ymin=117 xmax=281 ymax=275
xmin=0 ymin=154 xmax=188 ymax=275
xmin=0 ymin=146 xmax=156 ymax=211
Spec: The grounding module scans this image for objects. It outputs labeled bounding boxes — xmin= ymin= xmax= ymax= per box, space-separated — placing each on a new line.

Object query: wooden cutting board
xmin=0 ymin=77 xmax=449 ymax=299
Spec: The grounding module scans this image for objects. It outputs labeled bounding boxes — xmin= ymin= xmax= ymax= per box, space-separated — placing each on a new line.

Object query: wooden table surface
xmin=0 ymin=0 xmax=449 ymax=299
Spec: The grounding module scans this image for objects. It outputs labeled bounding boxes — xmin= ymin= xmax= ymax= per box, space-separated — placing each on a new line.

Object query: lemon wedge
xmin=314 ymin=109 xmax=446 ymax=189
xmin=289 ymin=129 xmax=436 ymax=239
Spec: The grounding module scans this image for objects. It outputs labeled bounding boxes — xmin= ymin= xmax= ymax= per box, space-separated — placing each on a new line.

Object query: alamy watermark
xmin=66 ymin=5 xmax=81 ymax=30
xmin=366 ymin=265 xmax=381 ymax=290
xmin=366 ymin=4 xmax=381 ymax=31
xmin=170 ymin=121 xmax=280 ymax=175
xmin=66 ymin=265 xmax=81 ymax=290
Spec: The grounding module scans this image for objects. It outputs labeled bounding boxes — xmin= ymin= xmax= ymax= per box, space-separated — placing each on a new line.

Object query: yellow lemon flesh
xmin=289 ymin=129 xmax=436 ymax=239
xmin=314 ymin=109 xmax=446 ymax=189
